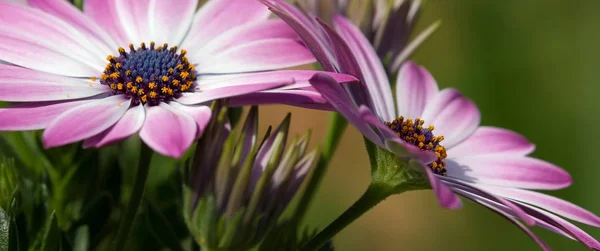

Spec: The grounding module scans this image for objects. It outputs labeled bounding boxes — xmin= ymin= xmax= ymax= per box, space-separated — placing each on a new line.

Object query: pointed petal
xmin=448 ymin=126 xmax=536 ymax=158
xmin=28 ymin=0 xmax=118 ymax=49
xmin=309 ymin=73 xmax=382 ymax=146
xmin=333 ymin=15 xmax=395 ymax=122
xmin=389 ymin=21 xmax=441 ymax=71
xmin=83 ymin=104 xmax=145 ymax=148
xmin=197 ymin=38 xmax=315 ymax=74
xmin=169 ymin=102 xmax=212 ymax=137
xmin=411 ymin=160 xmax=461 ymax=209
xmin=479 ymin=185 xmax=600 ymax=227
xmin=42 ymin=95 xmax=131 ymax=148
xmin=182 ymin=0 xmax=270 ymax=51
xmin=317 ymin=19 xmax=373 ymax=110
xmin=420 ymin=88 xmax=480 ymax=148
xmin=139 ymin=103 xmax=197 ymax=158
xmin=451 ymin=189 xmax=550 ymax=250
xmin=520 ymin=204 xmax=600 ymax=250
xmin=442 ymin=178 xmax=536 ymax=225
xmin=395 ymin=61 xmax=439 ymax=119
xmin=0 ymin=100 xmax=91 ymax=130
xmin=445 ymin=156 xmax=572 ymax=190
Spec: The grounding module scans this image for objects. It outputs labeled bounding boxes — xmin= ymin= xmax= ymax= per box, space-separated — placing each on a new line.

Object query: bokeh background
xmin=1 ymin=0 xmax=599 ymax=250
xmin=260 ymin=0 xmax=600 ymax=250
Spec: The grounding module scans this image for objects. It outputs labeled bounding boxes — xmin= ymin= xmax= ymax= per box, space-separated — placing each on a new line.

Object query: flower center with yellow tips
xmin=100 ymin=42 xmax=197 ymax=106
xmin=385 ymin=117 xmax=447 ymax=176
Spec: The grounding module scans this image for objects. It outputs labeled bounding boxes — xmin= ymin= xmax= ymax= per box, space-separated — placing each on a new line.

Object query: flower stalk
xmin=300 ymin=140 xmax=430 ymax=251
xmin=113 ymin=142 xmax=153 ymax=251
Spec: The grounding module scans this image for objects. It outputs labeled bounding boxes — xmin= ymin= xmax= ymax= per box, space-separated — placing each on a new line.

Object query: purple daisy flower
xmin=0 ymin=0 xmax=356 ymax=158
xmin=261 ymin=0 xmax=600 ymax=249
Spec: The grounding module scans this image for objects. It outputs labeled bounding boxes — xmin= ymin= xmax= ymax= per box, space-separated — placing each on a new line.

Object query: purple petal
xmin=182 ymin=0 xmax=270 ymax=51
xmin=412 ymin=160 xmax=462 ymax=209
xmin=229 ymin=90 xmax=330 ymax=110
xmin=442 ymin=177 xmax=536 ymax=225
xmin=42 ymin=95 xmax=131 ymax=148
xmin=148 ymin=0 xmax=197 ymax=45
xmin=28 ymin=0 xmax=118 ymax=49
xmin=139 ymin=103 xmax=197 ymax=158
xmin=420 ymin=88 xmax=481 ymax=148
xmin=309 ymin=73 xmax=382 ymax=146
xmin=197 ymin=38 xmax=315 ymax=74
xmin=112 ymin=0 xmax=152 ymax=45
xmin=395 ymin=61 xmax=439 ymax=119
xmin=317 ymin=19 xmax=373 ymax=110
xmin=260 ymin=0 xmax=337 ymax=72
xmin=0 ymin=100 xmax=91 ymax=130
xmin=83 ymin=103 xmax=145 ymax=148
xmin=451 ymin=189 xmax=550 ymax=250
xmin=0 ymin=4 xmax=105 ymax=76
xmin=333 ymin=15 xmax=395 ymax=122
xmin=0 ymin=65 xmax=108 ymax=101
xmin=480 ymin=185 xmax=600 ymax=227
xmin=249 ymin=115 xmax=289 ymax=195
xmin=520 ymin=204 xmax=600 ymax=250
xmin=84 ymin=0 xmax=128 ymax=46
xmin=448 ymin=126 xmax=536 ymax=158
xmin=177 ymin=77 xmax=290 ymax=105
xmin=445 ymin=156 xmax=572 ymax=190
xmin=0 ymin=2 xmax=110 ymax=64
xmin=169 ymin=102 xmax=212 ymax=138
xmin=192 ymin=19 xmax=298 ymax=59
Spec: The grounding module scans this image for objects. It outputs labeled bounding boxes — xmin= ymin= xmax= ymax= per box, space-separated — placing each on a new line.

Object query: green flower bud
xmin=184 ymin=105 xmax=317 ymax=250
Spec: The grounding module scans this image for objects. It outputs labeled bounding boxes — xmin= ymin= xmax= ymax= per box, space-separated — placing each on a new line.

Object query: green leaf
xmin=200 ymin=196 xmax=218 ymax=248
xmin=217 ymin=210 xmax=245 ymax=248
xmin=30 ymin=211 xmax=61 ymax=251
xmin=73 ymin=226 xmax=89 ymax=251
xmin=144 ymin=199 xmax=184 ymax=251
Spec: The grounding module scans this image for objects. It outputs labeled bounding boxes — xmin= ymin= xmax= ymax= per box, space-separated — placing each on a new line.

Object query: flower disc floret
xmin=100 ymin=42 xmax=197 ymax=106
xmin=385 ymin=117 xmax=447 ymax=175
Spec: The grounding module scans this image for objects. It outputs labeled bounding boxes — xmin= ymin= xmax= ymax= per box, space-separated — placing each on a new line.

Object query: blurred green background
xmin=1 ymin=0 xmax=599 ymax=250
xmin=261 ymin=0 xmax=600 ymax=250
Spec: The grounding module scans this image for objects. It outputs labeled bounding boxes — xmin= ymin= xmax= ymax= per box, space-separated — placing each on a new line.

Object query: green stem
xmin=113 ymin=143 xmax=152 ymax=251
xmin=299 ymin=184 xmax=394 ymax=251
xmin=292 ymin=112 xmax=347 ymax=224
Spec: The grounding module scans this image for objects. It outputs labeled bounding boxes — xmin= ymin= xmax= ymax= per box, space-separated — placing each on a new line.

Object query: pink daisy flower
xmin=261 ymin=0 xmax=600 ymax=249
xmin=0 ymin=0 xmax=356 ymax=158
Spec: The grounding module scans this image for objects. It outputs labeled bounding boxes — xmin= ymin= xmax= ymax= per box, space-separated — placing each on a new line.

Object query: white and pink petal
xmin=83 ymin=104 xmax=146 ymax=148
xmin=395 ymin=61 xmax=439 ymax=119
xmin=445 ymin=156 xmax=572 ymax=190
xmin=139 ymin=103 xmax=197 ymax=158
xmin=0 ymin=100 xmax=91 ymax=131
xmin=420 ymin=88 xmax=480 ymax=148
xmin=447 ymin=126 xmax=535 ymax=158
xmin=42 ymin=95 xmax=131 ymax=148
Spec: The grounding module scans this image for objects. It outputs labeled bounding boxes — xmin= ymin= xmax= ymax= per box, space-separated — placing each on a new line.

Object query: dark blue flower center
xmin=385 ymin=117 xmax=448 ymax=176
xmin=100 ymin=42 xmax=197 ymax=106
